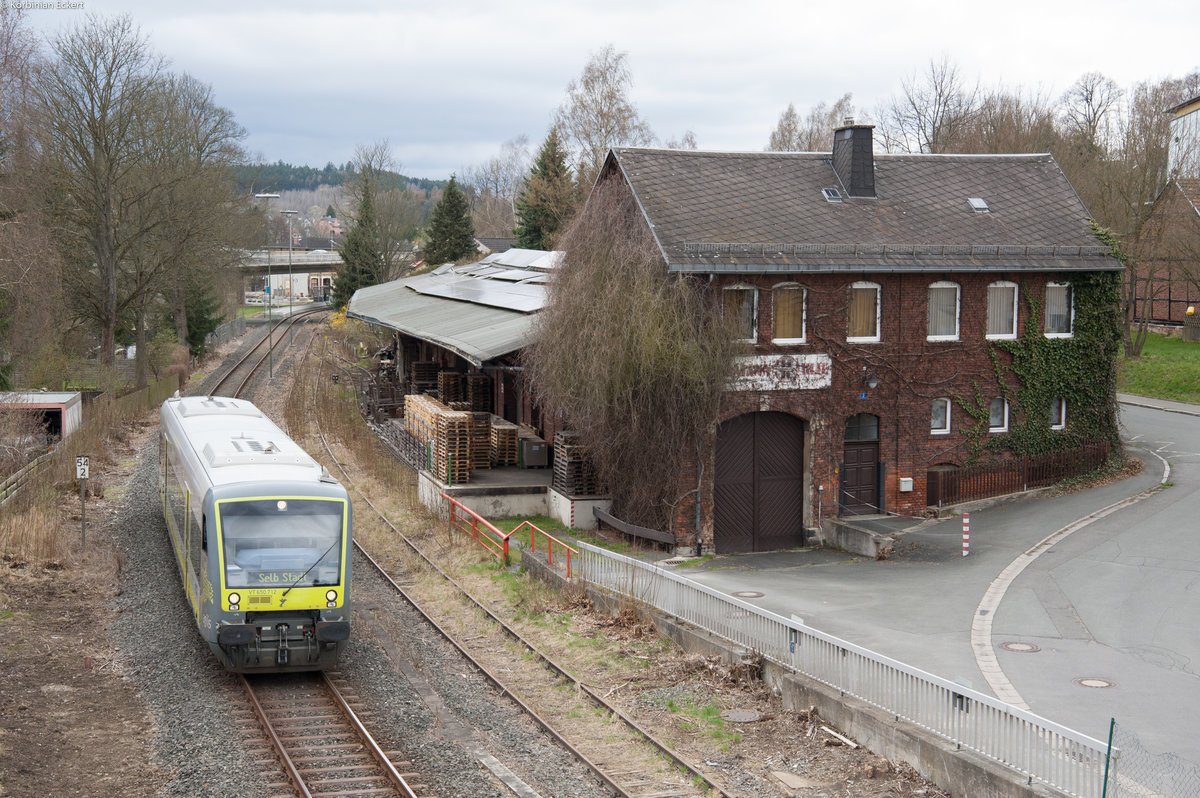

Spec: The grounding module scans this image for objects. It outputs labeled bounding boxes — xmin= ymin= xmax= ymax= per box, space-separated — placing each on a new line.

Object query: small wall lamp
xmin=863 ymin=372 xmax=879 ymax=390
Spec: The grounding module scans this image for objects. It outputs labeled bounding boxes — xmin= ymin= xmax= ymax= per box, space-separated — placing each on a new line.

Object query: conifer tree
xmin=424 ymin=175 xmax=476 ymax=264
xmin=332 ymin=184 xmax=383 ymax=307
xmin=514 ymin=130 xmax=577 ymax=250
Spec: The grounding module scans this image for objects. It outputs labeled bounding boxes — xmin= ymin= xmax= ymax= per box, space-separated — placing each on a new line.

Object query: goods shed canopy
xmin=346 ymin=249 xmax=559 ymax=367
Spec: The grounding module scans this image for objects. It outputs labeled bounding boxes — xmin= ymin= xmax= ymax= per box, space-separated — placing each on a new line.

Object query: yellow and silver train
xmin=159 ymin=395 xmax=351 ymax=672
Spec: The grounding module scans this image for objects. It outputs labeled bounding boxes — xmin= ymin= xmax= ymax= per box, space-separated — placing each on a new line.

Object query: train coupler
xmin=275 ymin=623 xmax=290 ymax=667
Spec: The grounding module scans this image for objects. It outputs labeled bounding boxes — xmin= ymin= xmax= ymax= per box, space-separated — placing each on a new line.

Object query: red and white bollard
xmin=962 ymin=512 xmax=970 ymax=557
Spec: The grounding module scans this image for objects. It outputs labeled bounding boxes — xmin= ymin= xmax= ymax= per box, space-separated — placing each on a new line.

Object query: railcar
xmin=159 ymin=395 xmax=351 ymax=672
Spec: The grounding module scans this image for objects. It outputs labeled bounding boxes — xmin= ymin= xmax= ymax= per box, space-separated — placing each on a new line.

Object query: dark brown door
xmin=714 ymin=412 xmax=806 ymax=553
xmin=841 ymin=441 xmax=879 ymax=514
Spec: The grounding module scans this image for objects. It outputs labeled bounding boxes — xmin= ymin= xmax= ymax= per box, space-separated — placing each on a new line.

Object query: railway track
xmin=306 ymin=337 xmax=735 ymax=797
xmin=238 ymin=671 xmax=423 ymax=798
xmin=210 ymin=307 xmax=327 ymax=397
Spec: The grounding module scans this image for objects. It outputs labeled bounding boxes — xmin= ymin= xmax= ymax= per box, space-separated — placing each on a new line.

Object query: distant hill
xmin=236 ymin=161 xmax=444 ymax=194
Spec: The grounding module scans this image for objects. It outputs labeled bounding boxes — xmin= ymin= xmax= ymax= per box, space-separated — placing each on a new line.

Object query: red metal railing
xmin=441 ymin=492 xmax=513 ymax=566
xmin=511 ymin=520 xmax=579 ymax=578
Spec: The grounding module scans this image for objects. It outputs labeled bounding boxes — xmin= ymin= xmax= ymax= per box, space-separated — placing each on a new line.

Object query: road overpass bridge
xmin=239 ymin=249 xmax=342 ymax=301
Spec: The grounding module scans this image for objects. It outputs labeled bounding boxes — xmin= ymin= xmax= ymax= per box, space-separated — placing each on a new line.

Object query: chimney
xmin=832 ymin=122 xmax=875 ymax=198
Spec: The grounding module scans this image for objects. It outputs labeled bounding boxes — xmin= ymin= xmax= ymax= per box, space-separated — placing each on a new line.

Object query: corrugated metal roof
xmin=346 ymin=276 xmax=538 ymax=366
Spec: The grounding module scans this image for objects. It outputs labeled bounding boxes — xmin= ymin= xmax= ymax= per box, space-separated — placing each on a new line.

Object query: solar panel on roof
xmin=417 ymin=281 xmax=546 ymax=313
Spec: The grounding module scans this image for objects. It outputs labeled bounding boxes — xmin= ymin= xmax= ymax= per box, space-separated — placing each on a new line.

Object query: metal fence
xmin=576 ymin=542 xmax=1114 ymax=797
xmin=205 ymin=316 xmax=247 ymax=352
xmin=1107 ymin=719 xmax=1200 ymax=797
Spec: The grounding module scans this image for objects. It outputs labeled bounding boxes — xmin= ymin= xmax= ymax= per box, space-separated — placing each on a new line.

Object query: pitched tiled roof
xmin=608 ymin=148 xmax=1119 ymax=274
xmin=1176 ymin=178 xmax=1200 ymax=213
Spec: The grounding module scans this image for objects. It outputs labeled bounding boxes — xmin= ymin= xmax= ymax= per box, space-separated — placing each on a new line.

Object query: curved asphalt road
xmin=673 ymin=395 xmax=1200 ymax=766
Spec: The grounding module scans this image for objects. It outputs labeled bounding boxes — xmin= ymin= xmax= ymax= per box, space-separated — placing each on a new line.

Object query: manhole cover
xmin=720 ymin=709 xmax=762 ymax=723
xmin=733 ymin=591 xmax=764 ymax=598
xmin=999 ymin=641 xmax=1041 ymax=653
xmin=1074 ymin=677 xmax=1116 ymax=689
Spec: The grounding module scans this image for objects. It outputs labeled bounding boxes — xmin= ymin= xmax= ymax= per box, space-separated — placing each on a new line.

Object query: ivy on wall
xmin=958 ymin=269 xmax=1123 ymax=461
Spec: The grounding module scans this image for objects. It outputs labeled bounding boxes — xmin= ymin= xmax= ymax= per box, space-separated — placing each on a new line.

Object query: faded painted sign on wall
xmin=729 ymin=354 xmax=833 ymax=391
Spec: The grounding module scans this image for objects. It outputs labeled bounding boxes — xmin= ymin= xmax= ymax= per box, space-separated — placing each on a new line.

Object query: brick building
xmin=1130 ymin=178 xmax=1200 ymax=325
xmin=588 ymin=124 xmax=1122 ymax=553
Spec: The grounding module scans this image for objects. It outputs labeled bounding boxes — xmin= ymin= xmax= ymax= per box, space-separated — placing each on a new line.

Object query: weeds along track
xmin=302 ymin=332 xmax=736 ymax=798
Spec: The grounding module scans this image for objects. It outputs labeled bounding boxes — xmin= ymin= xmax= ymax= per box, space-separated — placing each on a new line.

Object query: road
xmin=675 ymin=398 xmax=1200 ymax=767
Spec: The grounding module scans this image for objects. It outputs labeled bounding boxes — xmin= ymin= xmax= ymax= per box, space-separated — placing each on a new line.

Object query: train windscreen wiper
xmin=281 ymin=536 xmax=341 ymax=597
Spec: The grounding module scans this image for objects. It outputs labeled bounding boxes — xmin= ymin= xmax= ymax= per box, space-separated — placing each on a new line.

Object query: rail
xmin=441 ymin=492 xmax=512 ymax=565
xmin=511 ymin=520 xmax=578 ymax=578
xmin=576 ymin=542 xmax=1114 ymax=798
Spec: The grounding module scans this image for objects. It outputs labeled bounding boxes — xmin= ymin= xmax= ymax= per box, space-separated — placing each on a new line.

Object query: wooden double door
xmin=714 ymin=412 xmax=807 ymax=553
xmin=841 ymin=413 xmax=879 ymax=515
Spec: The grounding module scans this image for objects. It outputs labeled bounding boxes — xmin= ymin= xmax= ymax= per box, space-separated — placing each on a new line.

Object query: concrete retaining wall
xmin=524 ymin=550 xmax=1069 ymax=798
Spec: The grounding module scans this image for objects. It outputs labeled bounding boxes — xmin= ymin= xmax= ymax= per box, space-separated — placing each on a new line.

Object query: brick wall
xmin=674 ymin=270 xmax=1080 ymax=550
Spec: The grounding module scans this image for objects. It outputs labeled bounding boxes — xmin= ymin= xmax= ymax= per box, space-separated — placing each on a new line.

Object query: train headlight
xmin=276 ymin=500 xmax=287 ymax=511
xmin=326 ymin=589 xmax=338 ymax=602
xmin=228 ymin=592 xmax=241 ymax=610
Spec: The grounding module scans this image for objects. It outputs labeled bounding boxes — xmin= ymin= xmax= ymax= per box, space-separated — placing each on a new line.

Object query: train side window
xmin=187 ymin=492 xmax=202 ymax=576
xmin=201 ymin=515 xmax=207 ymax=550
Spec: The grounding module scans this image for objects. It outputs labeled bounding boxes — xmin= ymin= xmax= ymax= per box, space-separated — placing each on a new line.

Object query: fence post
xmin=962 ymin=512 xmax=970 ymax=557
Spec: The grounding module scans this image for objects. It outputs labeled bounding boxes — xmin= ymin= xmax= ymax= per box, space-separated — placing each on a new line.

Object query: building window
xmin=931 ymin=398 xmax=951 ymax=435
xmin=927 ymin=281 xmax=960 ymax=340
xmin=1050 ymin=397 xmax=1067 ymax=430
xmin=845 ymin=413 xmax=879 ymax=441
xmin=1044 ymin=283 xmax=1074 ymax=337
xmin=772 ymin=284 xmax=806 ymax=343
xmin=724 ymin=286 xmax=757 ymax=342
xmin=848 ymin=281 xmax=880 ymax=342
xmin=987 ymin=281 xmax=1018 ymax=339
xmin=989 ymin=397 xmax=1009 ymax=432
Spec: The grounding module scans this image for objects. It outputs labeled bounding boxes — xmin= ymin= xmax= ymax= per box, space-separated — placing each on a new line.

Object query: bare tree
xmin=767 ymin=94 xmax=855 ymax=151
xmin=665 ymin=130 xmax=698 ymax=150
xmin=961 ymin=89 xmax=1058 ymax=153
xmin=33 ymin=14 xmax=165 ymax=368
xmin=1060 ymin=72 xmax=1123 ymax=154
xmin=462 ymin=135 xmax=530 ymax=237
xmin=554 ymin=45 xmax=655 ymax=187
xmin=877 ymin=56 xmax=979 ymax=153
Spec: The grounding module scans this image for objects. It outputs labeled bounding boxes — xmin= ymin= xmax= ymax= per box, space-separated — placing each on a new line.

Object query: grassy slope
xmin=1118 ymin=332 xmax=1200 ymax=403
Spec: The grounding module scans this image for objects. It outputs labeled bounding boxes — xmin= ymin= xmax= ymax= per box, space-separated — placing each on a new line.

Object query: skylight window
xmin=823 ymin=188 xmax=843 ymax=203
xmin=968 ymin=197 xmax=990 ymax=213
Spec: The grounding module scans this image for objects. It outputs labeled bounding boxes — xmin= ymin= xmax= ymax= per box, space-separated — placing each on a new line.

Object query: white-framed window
xmin=989 ymin=397 xmax=1009 ymax=433
xmin=927 ymin=281 xmax=960 ymax=340
xmin=724 ymin=285 xmax=758 ymax=342
xmin=772 ymin=283 xmax=806 ymax=344
xmin=848 ymin=281 xmax=881 ymax=342
xmin=931 ymin=397 xmax=951 ymax=435
xmin=1050 ymin=397 xmax=1067 ymax=430
xmin=1044 ymin=283 xmax=1074 ymax=337
xmin=986 ymin=281 xmax=1019 ymax=339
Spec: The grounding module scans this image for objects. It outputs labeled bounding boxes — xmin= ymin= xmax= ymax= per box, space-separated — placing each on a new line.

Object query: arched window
xmin=1044 ymin=283 xmax=1074 ymax=337
xmin=931 ymin=398 xmax=951 ymax=435
xmin=772 ymin=283 xmax=806 ymax=343
xmin=844 ymin=413 xmax=879 ymax=441
xmin=927 ymin=281 xmax=960 ymax=340
xmin=723 ymin=285 xmax=758 ymax=342
xmin=848 ymin=281 xmax=880 ymax=342
xmin=986 ymin=281 xmax=1018 ymax=339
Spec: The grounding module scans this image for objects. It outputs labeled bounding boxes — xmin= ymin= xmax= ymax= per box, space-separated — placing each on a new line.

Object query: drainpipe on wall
xmin=695 ymin=441 xmax=704 ymax=556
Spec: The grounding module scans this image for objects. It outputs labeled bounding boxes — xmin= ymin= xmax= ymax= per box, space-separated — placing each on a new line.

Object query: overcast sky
xmin=17 ymin=0 xmax=1200 ymax=180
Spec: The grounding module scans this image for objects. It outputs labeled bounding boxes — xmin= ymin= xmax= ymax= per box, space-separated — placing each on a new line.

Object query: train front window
xmin=218 ymin=499 xmax=345 ymax=589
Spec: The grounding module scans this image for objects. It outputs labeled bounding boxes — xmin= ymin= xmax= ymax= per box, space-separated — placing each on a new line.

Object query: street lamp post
xmin=255 ymin=193 xmax=280 ymax=378
xmin=281 ymin=209 xmax=298 ymax=342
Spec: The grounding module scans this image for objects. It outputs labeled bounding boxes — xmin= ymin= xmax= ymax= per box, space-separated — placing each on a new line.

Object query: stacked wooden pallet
xmin=404 ymin=394 xmax=472 ymax=484
xmin=470 ymin=412 xmax=491 ymax=469
xmin=552 ymin=431 xmax=607 ymax=496
xmin=489 ymin=417 xmax=519 ymax=466
xmin=438 ymin=371 xmax=462 ymax=404
xmin=466 ymin=374 xmax=492 ymax=413
xmin=411 ymin=362 xmax=438 ymax=394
